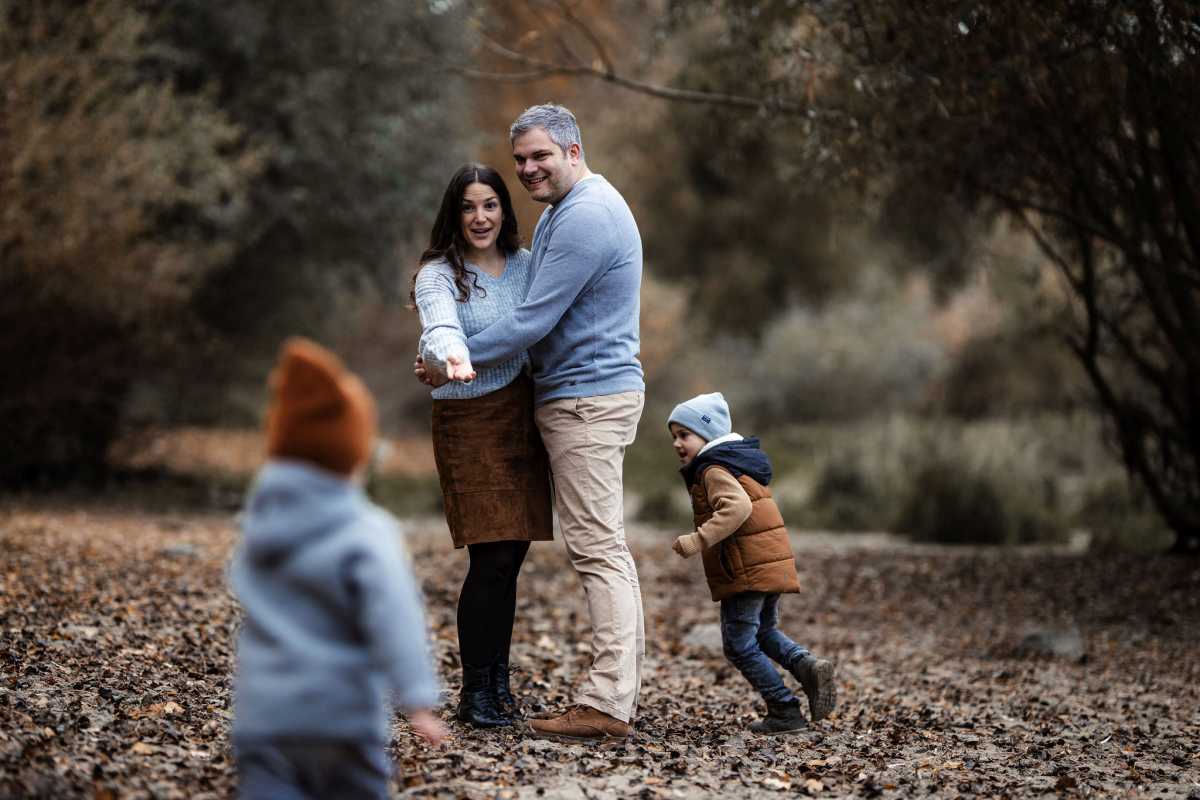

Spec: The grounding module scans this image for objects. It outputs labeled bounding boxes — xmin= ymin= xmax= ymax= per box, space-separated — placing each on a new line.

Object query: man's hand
xmin=445 ymin=353 xmax=476 ymax=383
xmin=413 ymin=355 xmax=449 ymax=388
xmin=672 ymin=533 xmax=701 ymax=559
xmin=408 ymin=709 xmax=448 ymax=746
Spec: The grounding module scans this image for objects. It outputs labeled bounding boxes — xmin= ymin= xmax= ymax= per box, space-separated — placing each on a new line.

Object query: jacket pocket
xmin=717 ymin=541 xmax=737 ymax=581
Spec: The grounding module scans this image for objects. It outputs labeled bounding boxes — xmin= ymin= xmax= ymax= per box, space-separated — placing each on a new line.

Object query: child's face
xmin=669 ymin=423 xmax=706 ymax=468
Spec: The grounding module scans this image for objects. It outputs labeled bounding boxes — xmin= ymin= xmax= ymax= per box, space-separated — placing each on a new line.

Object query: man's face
xmin=512 ymin=127 xmax=579 ymax=204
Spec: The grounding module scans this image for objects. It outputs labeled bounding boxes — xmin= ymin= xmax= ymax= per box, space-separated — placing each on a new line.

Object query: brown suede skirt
xmin=431 ymin=373 xmax=553 ymax=548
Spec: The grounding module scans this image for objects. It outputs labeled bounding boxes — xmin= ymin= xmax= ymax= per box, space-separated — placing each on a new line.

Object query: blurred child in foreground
xmin=668 ymin=392 xmax=837 ymax=735
xmin=230 ymin=337 xmax=446 ymax=799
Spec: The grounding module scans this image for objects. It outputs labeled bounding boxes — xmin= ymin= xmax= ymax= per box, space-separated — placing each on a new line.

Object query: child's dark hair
xmin=409 ymin=163 xmax=520 ymax=305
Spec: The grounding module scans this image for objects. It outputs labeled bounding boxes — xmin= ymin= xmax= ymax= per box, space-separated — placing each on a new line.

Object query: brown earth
xmin=109 ymin=428 xmax=436 ymax=478
xmin=1 ymin=499 xmax=1198 ymax=799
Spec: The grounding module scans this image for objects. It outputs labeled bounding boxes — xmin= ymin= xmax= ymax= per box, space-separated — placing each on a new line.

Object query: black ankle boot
xmin=491 ymin=659 xmax=523 ymax=719
xmin=456 ymin=665 xmax=512 ymax=728
xmin=748 ymin=699 xmax=807 ymax=735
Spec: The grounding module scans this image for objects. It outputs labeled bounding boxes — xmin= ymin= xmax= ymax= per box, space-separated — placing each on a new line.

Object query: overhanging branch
xmin=454 ymin=28 xmax=810 ymax=114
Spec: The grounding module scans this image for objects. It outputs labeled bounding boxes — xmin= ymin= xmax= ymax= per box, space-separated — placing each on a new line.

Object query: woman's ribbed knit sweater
xmin=414 ymin=249 xmax=532 ymax=400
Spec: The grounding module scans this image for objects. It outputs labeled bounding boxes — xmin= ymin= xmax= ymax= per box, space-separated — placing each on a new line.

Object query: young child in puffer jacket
xmin=230 ymin=337 xmax=446 ymax=800
xmin=668 ymin=392 xmax=837 ymax=735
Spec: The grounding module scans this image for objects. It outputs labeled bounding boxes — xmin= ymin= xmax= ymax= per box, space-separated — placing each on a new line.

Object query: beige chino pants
xmin=534 ymin=391 xmax=646 ymax=723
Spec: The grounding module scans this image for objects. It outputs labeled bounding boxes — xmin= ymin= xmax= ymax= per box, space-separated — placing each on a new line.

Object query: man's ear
xmin=567 ymin=142 xmax=582 ymax=164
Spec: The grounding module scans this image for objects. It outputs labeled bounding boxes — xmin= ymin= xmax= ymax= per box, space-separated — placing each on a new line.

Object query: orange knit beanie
xmin=264 ymin=337 xmax=377 ymax=476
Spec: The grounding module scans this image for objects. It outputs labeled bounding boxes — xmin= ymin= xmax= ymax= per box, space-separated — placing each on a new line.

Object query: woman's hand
xmin=445 ymin=353 xmax=476 ymax=383
xmin=414 ymin=355 xmax=449 ymax=388
xmin=408 ymin=709 xmax=448 ymax=746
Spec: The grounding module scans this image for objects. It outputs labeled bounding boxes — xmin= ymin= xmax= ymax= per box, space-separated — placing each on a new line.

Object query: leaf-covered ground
xmin=2 ymin=499 xmax=1198 ymax=799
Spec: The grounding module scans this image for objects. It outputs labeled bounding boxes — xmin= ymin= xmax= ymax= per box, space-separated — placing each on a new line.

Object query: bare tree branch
xmin=450 ymin=41 xmax=809 ymax=113
xmin=447 ymin=64 xmax=568 ymax=82
xmin=457 ymin=19 xmax=809 ymax=113
xmin=550 ymin=0 xmax=614 ymax=74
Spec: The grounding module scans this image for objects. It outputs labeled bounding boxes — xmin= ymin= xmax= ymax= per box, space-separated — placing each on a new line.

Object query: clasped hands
xmin=413 ymin=353 xmax=475 ymax=388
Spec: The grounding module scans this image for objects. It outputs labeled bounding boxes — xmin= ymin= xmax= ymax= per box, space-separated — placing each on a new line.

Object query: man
xmin=423 ymin=103 xmax=646 ymax=742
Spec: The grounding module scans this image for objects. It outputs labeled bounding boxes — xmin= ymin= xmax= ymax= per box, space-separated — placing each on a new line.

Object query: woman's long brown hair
xmin=409 ymin=163 xmax=520 ymax=306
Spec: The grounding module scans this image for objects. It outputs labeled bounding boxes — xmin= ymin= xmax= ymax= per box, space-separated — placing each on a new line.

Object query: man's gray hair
xmin=510 ymin=104 xmax=585 ymax=160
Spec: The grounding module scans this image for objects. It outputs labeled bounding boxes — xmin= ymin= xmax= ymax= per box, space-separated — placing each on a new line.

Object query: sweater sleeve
xmin=695 ymin=467 xmax=754 ymax=549
xmin=349 ymin=520 xmax=441 ymax=711
xmin=413 ymin=265 xmax=469 ymax=372
xmin=465 ymin=202 xmax=611 ymax=367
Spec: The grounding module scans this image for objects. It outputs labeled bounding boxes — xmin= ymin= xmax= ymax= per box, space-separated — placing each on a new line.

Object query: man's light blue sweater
xmin=464 ymin=175 xmax=644 ymax=405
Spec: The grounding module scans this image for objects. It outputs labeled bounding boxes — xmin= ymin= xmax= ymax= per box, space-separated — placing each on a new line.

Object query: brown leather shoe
xmin=526 ymin=705 xmax=632 ymax=743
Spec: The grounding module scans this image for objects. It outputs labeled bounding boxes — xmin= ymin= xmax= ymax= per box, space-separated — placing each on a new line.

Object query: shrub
xmin=895 ymin=459 xmax=1008 ymax=544
xmin=804 ymin=453 xmax=889 ymax=531
xmin=940 ymin=328 xmax=1087 ymax=419
xmin=1076 ymin=477 xmax=1174 ymax=554
xmin=894 ymin=454 xmax=1066 ymax=546
xmin=726 ymin=276 xmax=947 ymax=427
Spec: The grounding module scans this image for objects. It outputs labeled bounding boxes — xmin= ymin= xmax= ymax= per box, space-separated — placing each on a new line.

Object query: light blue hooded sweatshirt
xmin=229 ymin=460 xmax=440 ymax=743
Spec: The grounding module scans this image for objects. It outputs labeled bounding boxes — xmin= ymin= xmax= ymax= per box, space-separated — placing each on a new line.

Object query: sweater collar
xmin=548 ymin=173 xmax=603 ymax=209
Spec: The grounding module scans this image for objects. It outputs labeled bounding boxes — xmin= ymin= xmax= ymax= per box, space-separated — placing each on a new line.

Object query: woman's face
xmin=460 ymin=182 xmax=503 ymax=255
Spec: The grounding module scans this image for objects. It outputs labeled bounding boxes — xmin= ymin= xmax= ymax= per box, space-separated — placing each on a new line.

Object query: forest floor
xmin=2 ymin=492 xmax=1199 ymax=799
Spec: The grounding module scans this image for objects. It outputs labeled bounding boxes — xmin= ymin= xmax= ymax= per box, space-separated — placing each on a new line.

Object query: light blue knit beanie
xmin=667 ymin=392 xmax=731 ymax=442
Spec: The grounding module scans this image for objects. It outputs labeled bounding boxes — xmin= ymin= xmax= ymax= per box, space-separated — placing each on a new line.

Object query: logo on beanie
xmin=701 ymin=414 xmax=712 ymax=424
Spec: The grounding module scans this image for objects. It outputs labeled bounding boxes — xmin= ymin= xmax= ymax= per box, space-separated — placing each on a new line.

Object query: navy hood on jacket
xmin=680 ymin=436 xmax=772 ymax=489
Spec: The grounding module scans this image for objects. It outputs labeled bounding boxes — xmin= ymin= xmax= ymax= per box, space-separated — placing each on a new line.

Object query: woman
xmin=411 ymin=163 xmax=553 ymax=729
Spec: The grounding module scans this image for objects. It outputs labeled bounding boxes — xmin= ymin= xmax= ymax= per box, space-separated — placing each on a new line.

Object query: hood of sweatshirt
xmin=681 ymin=435 xmax=772 ymax=489
xmin=230 ymin=458 xmax=441 ymax=743
xmin=240 ymin=460 xmax=363 ymax=569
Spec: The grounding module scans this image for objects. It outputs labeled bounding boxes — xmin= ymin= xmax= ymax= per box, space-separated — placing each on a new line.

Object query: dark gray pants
xmin=235 ymin=739 xmax=390 ymax=800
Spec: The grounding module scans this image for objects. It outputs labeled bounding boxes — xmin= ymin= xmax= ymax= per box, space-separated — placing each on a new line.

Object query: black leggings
xmin=457 ymin=540 xmax=530 ymax=669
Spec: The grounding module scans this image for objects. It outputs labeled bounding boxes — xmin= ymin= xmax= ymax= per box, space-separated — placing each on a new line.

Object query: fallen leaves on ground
xmin=2 ymin=500 xmax=1198 ymax=798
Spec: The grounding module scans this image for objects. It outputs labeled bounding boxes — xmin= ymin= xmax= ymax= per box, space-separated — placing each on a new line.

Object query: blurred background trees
xmin=814 ymin=0 xmax=1200 ymax=551
xmin=463 ymin=0 xmax=1196 ymax=553
xmin=2 ymin=1 xmax=260 ymax=482
xmin=3 ymin=0 xmax=1194 ymax=554
xmin=2 ymin=0 xmax=468 ymax=482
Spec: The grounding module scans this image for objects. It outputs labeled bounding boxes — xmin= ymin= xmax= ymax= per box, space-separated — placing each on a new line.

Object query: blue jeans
xmin=235 ymin=739 xmax=390 ymax=800
xmin=720 ymin=592 xmax=810 ymax=705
